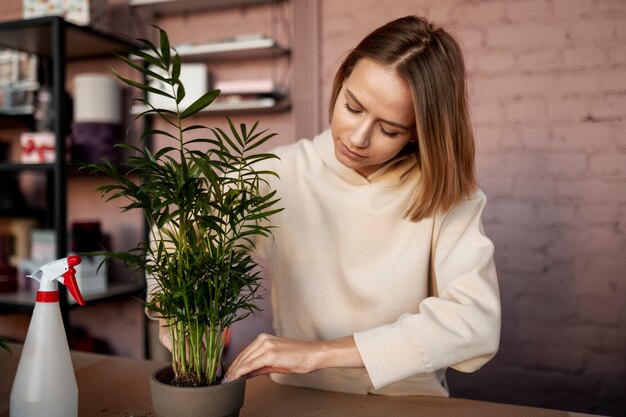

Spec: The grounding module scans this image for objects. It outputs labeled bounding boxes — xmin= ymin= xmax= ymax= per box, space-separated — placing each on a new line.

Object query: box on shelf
xmin=29 ymin=229 xmax=56 ymax=262
xmin=0 ymin=49 xmax=39 ymax=115
xmin=73 ymin=254 xmax=107 ymax=294
xmin=76 ymin=255 xmax=107 ymax=294
xmin=0 ymin=218 xmax=37 ymax=267
xmin=18 ymin=228 xmax=56 ymax=291
xmin=0 ymin=49 xmax=38 ymax=87
xmin=0 ymin=88 xmax=36 ymax=115
xmin=23 ymin=0 xmax=111 ymax=32
xmin=213 ymin=79 xmax=276 ymax=95
xmin=20 ymin=131 xmax=56 ymax=163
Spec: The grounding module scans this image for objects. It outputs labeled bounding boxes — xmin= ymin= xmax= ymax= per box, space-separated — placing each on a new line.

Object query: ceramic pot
xmin=150 ymin=365 xmax=245 ymax=417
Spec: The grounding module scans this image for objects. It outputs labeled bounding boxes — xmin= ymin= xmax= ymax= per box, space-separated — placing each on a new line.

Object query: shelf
xmin=0 ymin=17 xmax=144 ymax=343
xmin=0 ymin=162 xmax=54 ymax=172
xmin=0 ymin=106 xmax=35 ymax=116
xmin=0 ymin=80 xmax=39 ymax=91
xmin=129 ymin=0 xmax=285 ymax=14
xmin=0 ymin=112 xmax=33 ymax=127
xmin=0 ymin=162 xmax=137 ymax=176
xmin=0 ymin=16 xmax=138 ymax=60
xmin=173 ymin=36 xmax=289 ymax=62
xmin=0 ymin=208 xmax=46 ymax=219
xmin=132 ymin=97 xmax=290 ymax=115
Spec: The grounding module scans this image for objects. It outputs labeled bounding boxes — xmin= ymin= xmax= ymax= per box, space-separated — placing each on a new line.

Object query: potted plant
xmin=86 ymin=28 xmax=281 ymax=417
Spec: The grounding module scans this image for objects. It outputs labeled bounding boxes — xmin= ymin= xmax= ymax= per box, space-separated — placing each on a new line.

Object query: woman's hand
xmin=157 ymin=318 xmax=173 ymax=350
xmin=222 ymin=333 xmax=364 ymax=383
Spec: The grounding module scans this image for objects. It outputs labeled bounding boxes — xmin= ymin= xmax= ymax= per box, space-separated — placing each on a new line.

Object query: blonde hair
xmin=329 ymin=16 xmax=476 ymax=222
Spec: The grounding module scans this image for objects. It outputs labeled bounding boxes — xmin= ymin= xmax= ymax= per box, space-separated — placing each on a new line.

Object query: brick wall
xmin=0 ymin=1 xmax=21 ymax=20
xmin=319 ymin=1 xmax=626 ymax=415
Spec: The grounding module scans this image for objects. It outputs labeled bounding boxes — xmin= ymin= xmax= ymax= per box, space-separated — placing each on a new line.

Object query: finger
xmin=227 ymin=346 xmax=271 ymax=380
xmin=225 ymin=346 xmax=265 ymax=381
xmin=226 ymin=334 xmax=271 ymax=378
xmin=225 ymin=334 xmax=275 ymax=382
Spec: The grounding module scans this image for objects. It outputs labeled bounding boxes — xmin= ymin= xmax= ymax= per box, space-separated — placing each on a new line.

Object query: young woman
xmin=180 ymin=15 xmax=499 ymax=396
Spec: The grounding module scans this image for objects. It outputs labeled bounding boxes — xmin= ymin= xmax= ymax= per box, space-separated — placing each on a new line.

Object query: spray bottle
xmin=10 ymin=256 xmax=85 ymax=417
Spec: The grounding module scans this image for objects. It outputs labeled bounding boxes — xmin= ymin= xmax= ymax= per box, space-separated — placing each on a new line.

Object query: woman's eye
xmin=380 ymin=125 xmax=399 ymax=138
xmin=344 ymin=103 xmax=361 ymax=114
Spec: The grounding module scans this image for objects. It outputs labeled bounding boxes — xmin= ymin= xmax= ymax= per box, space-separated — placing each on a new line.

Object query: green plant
xmin=0 ymin=336 xmax=10 ymax=353
xmin=86 ymin=28 xmax=281 ymax=387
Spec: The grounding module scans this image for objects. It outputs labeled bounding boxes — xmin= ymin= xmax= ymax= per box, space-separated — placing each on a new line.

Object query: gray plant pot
xmin=150 ymin=365 xmax=246 ymax=417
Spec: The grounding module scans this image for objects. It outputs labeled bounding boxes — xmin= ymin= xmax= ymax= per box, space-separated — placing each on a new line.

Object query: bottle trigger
xmin=63 ymin=260 xmax=85 ymax=306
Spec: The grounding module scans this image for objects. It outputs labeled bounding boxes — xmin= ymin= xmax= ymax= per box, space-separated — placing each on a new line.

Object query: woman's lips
xmin=340 ymin=143 xmax=366 ymax=161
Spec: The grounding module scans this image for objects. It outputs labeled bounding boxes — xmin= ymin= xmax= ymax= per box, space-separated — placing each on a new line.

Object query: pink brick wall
xmin=316 ymin=1 xmax=624 ymax=415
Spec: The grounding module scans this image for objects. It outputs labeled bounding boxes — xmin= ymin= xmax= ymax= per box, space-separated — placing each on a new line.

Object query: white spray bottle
xmin=10 ymin=255 xmax=85 ymax=417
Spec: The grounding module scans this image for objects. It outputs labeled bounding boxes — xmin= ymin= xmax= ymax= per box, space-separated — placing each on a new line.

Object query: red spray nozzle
xmin=67 ymin=255 xmax=81 ymax=267
xmin=64 ymin=256 xmax=85 ymax=306
xmin=27 ymin=256 xmax=87 ymax=305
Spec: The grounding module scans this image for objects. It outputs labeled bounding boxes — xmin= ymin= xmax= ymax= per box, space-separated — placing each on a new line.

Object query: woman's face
xmin=331 ymin=58 xmax=416 ymax=177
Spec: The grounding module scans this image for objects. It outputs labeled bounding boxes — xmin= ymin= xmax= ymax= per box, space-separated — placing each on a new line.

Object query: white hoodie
xmin=255 ymin=129 xmax=501 ymax=396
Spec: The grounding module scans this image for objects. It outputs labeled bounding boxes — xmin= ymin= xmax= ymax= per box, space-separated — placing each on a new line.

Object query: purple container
xmin=71 ymin=122 xmax=121 ymax=163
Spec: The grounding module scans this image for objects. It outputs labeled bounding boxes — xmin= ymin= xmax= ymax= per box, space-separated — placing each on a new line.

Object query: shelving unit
xmin=0 ymin=16 xmax=141 ymax=330
xmin=135 ymin=37 xmax=292 ymax=114
xmin=131 ymin=0 xmax=292 ymax=115
xmin=131 ymin=36 xmax=291 ymax=114
xmin=130 ymin=36 xmax=291 ymax=115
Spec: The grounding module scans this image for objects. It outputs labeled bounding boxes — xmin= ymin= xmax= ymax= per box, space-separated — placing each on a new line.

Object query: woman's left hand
xmin=222 ymin=333 xmax=364 ymax=383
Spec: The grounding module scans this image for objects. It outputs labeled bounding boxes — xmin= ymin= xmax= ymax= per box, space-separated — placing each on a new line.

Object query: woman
xmin=180 ymin=15 xmax=499 ymax=396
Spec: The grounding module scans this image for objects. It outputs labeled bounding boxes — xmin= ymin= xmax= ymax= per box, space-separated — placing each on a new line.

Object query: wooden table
xmin=0 ymin=345 xmax=598 ymax=417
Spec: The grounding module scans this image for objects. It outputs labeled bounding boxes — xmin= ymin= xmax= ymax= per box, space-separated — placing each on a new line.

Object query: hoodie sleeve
xmin=353 ymin=190 xmax=501 ymax=389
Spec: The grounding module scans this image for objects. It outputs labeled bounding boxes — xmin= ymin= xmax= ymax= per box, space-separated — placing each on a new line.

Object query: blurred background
xmin=0 ymin=0 xmax=624 ymax=416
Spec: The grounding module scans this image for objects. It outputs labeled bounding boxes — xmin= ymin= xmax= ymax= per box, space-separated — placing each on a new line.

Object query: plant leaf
xmin=111 ymin=55 xmax=168 ymax=84
xmin=110 ymin=67 xmax=174 ymax=99
xmin=159 ymin=28 xmax=171 ymax=68
xmin=172 ymin=53 xmax=181 ymax=83
xmin=128 ymin=48 xmax=165 ymax=70
xmin=176 ymin=81 xmax=186 ymax=105
xmin=180 ymin=90 xmax=221 ymax=119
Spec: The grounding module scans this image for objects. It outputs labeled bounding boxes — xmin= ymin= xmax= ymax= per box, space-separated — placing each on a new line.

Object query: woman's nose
xmin=349 ymin=121 xmax=372 ymax=149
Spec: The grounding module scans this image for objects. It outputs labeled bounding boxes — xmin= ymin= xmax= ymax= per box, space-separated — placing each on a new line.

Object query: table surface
xmin=0 ymin=344 xmax=599 ymax=417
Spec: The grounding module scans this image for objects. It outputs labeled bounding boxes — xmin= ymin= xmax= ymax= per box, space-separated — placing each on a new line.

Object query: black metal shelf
xmin=0 ymin=17 xmax=138 ymax=333
xmin=0 ymin=16 xmax=137 ymax=60
xmin=0 ymin=113 xmax=34 ymax=128
xmin=0 ymin=162 xmax=135 ymax=177
xmin=0 ymin=208 xmax=46 ymax=219
xmin=0 ymin=162 xmax=55 ymax=172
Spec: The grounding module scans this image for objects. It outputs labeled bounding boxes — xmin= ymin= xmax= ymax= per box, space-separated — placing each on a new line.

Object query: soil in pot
xmin=150 ymin=366 xmax=245 ymax=417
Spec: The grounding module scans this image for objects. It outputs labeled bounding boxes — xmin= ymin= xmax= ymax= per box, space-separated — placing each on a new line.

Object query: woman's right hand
xmin=222 ymin=333 xmax=364 ymax=383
